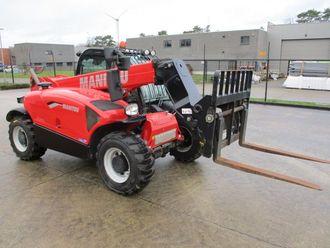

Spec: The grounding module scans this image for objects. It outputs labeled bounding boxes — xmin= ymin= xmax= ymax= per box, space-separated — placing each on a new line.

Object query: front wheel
xmin=170 ymin=121 xmax=203 ymax=163
xmin=96 ymin=132 xmax=154 ymax=195
xmin=9 ymin=117 xmax=47 ymax=160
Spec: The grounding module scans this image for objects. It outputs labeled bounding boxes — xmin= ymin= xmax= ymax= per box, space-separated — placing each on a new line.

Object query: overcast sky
xmin=0 ymin=0 xmax=329 ymax=47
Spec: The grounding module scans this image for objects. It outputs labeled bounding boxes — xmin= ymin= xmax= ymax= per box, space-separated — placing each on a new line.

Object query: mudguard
xmin=141 ymin=112 xmax=180 ymax=148
xmin=6 ymin=107 xmax=29 ymax=122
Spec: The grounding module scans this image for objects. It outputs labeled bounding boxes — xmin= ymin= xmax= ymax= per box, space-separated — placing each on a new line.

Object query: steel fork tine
xmin=215 ymin=157 xmax=322 ymax=190
xmin=241 ymin=142 xmax=330 ymax=164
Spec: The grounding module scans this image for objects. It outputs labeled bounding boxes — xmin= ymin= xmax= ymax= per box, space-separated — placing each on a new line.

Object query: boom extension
xmin=204 ymin=70 xmax=328 ymax=190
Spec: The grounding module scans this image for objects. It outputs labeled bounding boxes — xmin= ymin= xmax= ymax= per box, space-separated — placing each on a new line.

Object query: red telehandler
xmin=6 ymin=47 xmax=330 ymax=195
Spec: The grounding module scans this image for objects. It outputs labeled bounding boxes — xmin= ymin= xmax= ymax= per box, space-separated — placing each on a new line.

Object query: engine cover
xmin=141 ymin=112 xmax=180 ymax=148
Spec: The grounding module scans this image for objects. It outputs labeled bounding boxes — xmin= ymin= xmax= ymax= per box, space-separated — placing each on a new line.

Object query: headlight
xmin=205 ymin=113 xmax=215 ymax=123
xmin=125 ymin=103 xmax=139 ymax=116
xmin=144 ymin=49 xmax=150 ymax=55
xmin=150 ymin=50 xmax=156 ymax=56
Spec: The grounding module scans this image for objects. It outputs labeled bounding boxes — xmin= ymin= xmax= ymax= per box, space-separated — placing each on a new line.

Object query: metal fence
xmin=0 ymin=62 xmax=77 ymax=84
xmin=1 ymin=58 xmax=329 ymax=108
xmin=183 ymin=58 xmax=330 ymax=107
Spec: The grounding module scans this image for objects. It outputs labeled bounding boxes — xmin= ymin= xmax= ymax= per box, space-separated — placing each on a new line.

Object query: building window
xmin=240 ymin=36 xmax=250 ymax=45
xmin=67 ymin=62 xmax=73 ymax=66
xmin=56 ymin=62 xmax=63 ymax=66
xmin=164 ymin=40 xmax=172 ymax=48
xmin=33 ymin=63 xmax=42 ymax=66
xmin=180 ymin=39 xmax=191 ymax=47
xmin=46 ymin=63 xmax=54 ymax=67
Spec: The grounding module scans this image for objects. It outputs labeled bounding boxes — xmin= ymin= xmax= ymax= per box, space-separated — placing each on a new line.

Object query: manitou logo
xmin=48 ymin=102 xmax=79 ymax=113
xmin=120 ymin=71 xmax=129 ymax=84
xmin=80 ymin=73 xmax=107 ymax=89
xmin=79 ymin=71 xmax=129 ymax=89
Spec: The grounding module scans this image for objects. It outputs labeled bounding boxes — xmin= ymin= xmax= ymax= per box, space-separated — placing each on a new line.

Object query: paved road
xmin=1 ymin=89 xmax=330 ymax=247
xmin=198 ymin=78 xmax=330 ymax=105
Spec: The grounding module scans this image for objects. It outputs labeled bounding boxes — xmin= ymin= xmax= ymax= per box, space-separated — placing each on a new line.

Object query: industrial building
xmin=0 ymin=48 xmax=11 ymax=65
xmin=127 ymin=22 xmax=330 ymax=75
xmin=11 ymin=43 xmax=75 ymax=69
xmin=8 ymin=22 xmax=330 ymax=75
xmin=268 ymin=22 xmax=330 ymax=74
xmin=128 ymin=29 xmax=268 ymax=60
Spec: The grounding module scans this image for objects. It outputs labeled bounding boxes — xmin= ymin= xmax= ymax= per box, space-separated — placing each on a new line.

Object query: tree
xmin=87 ymin=35 xmax=115 ymax=47
xmin=183 ymin=25 xmax=210 ymax=33
xmin=139 ymin=33 xmax=146 ymax=37
xmin=296 ymin=9 xmax=324 ymax=23
xmin=158 ymin=30 xmax=167 ymax=36
xmin=322 ymin=8 xmax=330 ymax=21
xmin=192 ymin=25 xmax=203 ymax=32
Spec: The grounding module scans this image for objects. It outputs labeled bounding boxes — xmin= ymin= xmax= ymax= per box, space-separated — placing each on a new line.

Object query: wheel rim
xmin=13 ymin=126 xmax=28 ymax=152
xmin=104 ymin=147 xmax=130 ymax=183
xmin=177 ymin=126 xmax=193 ymax=153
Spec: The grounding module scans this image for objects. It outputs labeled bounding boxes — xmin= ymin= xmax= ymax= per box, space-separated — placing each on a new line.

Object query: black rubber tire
xmin=170 ymin=121 xmax=203 ymax=163
xmin=96 ymin=131 xmax=154 ymax=195
xmin=9 ymin=117 xmax=47 ymax=160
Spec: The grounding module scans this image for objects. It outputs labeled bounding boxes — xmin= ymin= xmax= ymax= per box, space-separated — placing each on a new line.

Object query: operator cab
xmin=76 ymin=49 xmax=106 ymax=75
xmin=76 ymin=47 xmax=155 ymax=75
xmin=76 ymin=47 xmax=172 ymax=113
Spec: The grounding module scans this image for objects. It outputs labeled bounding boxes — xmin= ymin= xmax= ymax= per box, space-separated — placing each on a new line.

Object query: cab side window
xmin=79 ymin=56 xmax=106 ymax=74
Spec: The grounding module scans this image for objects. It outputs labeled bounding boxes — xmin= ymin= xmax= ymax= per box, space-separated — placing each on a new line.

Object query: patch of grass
xmin=10 ymin=70 xmax=74 ymax=79
xmin=192 ymin=74 xmax=213 ymax=84
xmin=192 ymin=74 xmax=203 ymax=83
xmin=250 ymin=97 xmax=330 ymax=109
xmin=0 ymin=83 xmax=30 ymax=90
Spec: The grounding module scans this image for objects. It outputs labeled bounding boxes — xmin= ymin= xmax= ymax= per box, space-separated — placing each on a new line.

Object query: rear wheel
xmin=96 ymin=132 xmax=154 ymax=195
xmin=170 ymin=121 xmax=203 ymax=163
xmin=9 ymin=117 xmax=47 ymax=160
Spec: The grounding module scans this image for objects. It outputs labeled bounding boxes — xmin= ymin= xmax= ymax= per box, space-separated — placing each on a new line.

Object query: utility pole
xmin=106 ymin=9 xmax=128 ymax=45
xmin=264 ymin=42 xmax=270 ymax=102
xmin=45 ymin=50 xmax=56 ymax=76
xmin=0 ymin=28 xmax=6 ymax=83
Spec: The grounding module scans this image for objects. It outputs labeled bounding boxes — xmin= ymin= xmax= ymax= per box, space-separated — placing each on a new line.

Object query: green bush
xmin=0 ymin=83 xmax=30 ymax=90
xmin=250 ymin=97 xmax=330 ymax=109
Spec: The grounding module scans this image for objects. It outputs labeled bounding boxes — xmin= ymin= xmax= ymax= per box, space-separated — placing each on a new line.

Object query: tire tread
xmin=96 ymin=131 xmax=154 ymax=195
xmin=9 ymin=116 xmax=46 ymax=161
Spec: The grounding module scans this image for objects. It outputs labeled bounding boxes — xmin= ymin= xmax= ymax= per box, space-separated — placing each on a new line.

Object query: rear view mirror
xmin=117 ymin=56 xmax=130 ymax=71
xmin=104 ymin=47 xmax=115 ymax=64
xmin=107 ymin=69 xmax=123 ymax=101
xmin=104 ymin=47 xmax=130 ymax=71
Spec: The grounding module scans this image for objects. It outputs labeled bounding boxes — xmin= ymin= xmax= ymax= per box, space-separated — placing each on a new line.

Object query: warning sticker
xmin=181 ymin=108 xmax=192 ymax=114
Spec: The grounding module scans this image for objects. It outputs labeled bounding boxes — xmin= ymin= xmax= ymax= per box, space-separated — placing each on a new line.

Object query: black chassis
xmin=155 ymin=58 xmax=252 ymax=160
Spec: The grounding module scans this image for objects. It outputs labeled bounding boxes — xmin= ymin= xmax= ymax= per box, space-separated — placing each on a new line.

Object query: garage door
xmin=281 ymin=39 xmax=330 ymax=60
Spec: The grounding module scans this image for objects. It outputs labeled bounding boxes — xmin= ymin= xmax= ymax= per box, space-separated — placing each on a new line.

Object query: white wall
xmin=267 ymin=22 xmax=330 ymax=75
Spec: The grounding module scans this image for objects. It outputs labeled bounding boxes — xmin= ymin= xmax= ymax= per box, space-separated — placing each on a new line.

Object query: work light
xmin=125 ymin=103 xmax=139 ymax=116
